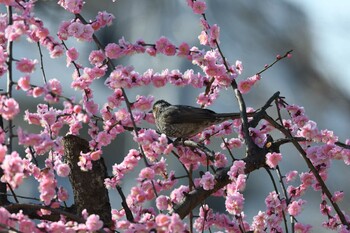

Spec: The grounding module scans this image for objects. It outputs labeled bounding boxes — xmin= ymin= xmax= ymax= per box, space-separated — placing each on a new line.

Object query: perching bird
xmin=152 ymin=100 xmax=247 ymax=138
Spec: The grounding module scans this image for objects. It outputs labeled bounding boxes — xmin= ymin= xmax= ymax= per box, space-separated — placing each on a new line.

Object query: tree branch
xmin=63 ymin=135 xmax=112 ymax=226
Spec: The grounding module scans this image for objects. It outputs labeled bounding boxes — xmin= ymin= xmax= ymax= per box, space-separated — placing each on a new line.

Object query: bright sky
xmin=286 ymin=0 xmax=350 ymax=96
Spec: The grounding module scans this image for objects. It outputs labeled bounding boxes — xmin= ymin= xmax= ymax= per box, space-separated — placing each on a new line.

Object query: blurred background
xmin=2 ymin=0 xmax=350 ymax=231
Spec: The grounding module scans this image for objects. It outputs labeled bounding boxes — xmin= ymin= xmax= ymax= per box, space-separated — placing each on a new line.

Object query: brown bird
xmin=152 ymin=100 xmax=246 ymax=138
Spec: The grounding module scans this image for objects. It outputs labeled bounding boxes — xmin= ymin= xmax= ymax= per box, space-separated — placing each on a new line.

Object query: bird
xmin=152 ymin=99 xmax=249 ymax=138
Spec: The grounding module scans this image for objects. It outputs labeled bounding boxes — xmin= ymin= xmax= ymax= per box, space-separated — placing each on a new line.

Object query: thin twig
xmin=37 ymin=42 xmax=47 ymax=84
xmin=256 ymin=50 xmax=293 ymax=76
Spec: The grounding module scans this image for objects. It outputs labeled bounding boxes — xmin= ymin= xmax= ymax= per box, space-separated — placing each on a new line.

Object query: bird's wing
xmin=163 ymin=105 xmax=217 ymax=124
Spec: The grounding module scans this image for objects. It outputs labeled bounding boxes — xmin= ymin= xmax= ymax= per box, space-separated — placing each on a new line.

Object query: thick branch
xmin=6 ymin=203 xmax=80 ymax=222
xmin=173 ymin=145 xmax=267 ymax=219
xmin=63 ymin=135 xmax=112 ymax=226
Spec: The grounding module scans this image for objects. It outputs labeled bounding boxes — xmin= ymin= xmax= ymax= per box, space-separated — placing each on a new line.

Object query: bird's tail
xmin=215 ymin=112 xmax=255 ymax=120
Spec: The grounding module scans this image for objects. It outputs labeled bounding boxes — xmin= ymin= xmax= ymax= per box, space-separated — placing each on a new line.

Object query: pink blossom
xmin=0 ymin=128 xmax=4 ymax=145
xmin=266 ymin=152 xmax=282 ymax=168
xmin=214 ymin=73 xmax=233 ymax=87
xmin=221 ymin=137 xmax=242 ymax=150
xmin=320 ymin=129 xmax=338 ymax=145
xmin=163 ymin=43 xmax=176 ymax=56
xmin=155 ymin=214 xmax=170 ymax=227
xmin=0 ymin=46 xmax=7 ymax=64
xmin=16 ymin=58 xmax=37 ymax=73
xmin=288 ymin=199 xmax=305 ymax=216
xmin=139 ymin=167 xmax=155 ymax=180
xmin=17 ymin=128 xmax=43 ymax=146
xmin=66 ymin=47 xmax=79 ymax=66
xmin=249 ymin=128 xmax=267 ymax=148
xmin=265 ymin=191 xmax=286 ymax=229
xmin=156 ymin=195 xmax=169 ymax=211
xmin=23 ymin=111 xmax=39 ymax=126
xmin=209 ymin=24 xmax=220 ymax=46
xmin=192 ymin=1 xmax=207 ymax=14
xmin=251 ymin=211 xmax=267 ymax=231
xmin=285 ymin=170 xmax=298 ymax=182
xmin=107 ymin=89 xmax=124 ymax=108
xmin=331 ymin=191 xmax=344 ymax=203
xmin=33 ymin=87 xmax=44 ymax=97
xmin=155 ymin=37 xmax=176 ymax=56
xmin=5 ymin=21 xmax=26 ymax=41
xmin=0 ymin=207 xmax=10 ymax=228
xmin=112 ymin=149 xmax=141 ymax=183
xmin=128 ymin=186 xmax=147 ymax=204
xmin=18 ymin=217 xmax=36 ymax=232
xmin=105 ymin=66 xmax=133 ymax=89
xmin=86 ymin=214 xmax=103 ymax=231
xmin=338 ymin=225 xmax=350 ymax=233
xmin=57 ymin=21 xmax=70 ymax=40
xmin=104 ymin=177 xmax=118 ymax=189
xmin=46 ymin=78 xmax=62 ymax=97
xmin=42 ymin=110 xmax=57 ymax=126
xmin=58 ymin=0 xmax=84 ymax=14
xmin=18 ymin=75 xmax=31 ymax=91
xmin=67 ymin=21 xmax=84 ymax=38
xmin=203 ymin=64 xmax=224 ymax=77
xmin=38 ymin=169 xmax=56 ymax=205
xmin=89 ymin=50 xmax=105 ymax=65
xmin=78 ymin=152 xmax=93 ymax=171
xmin=286 ymin=104 xmax=305 ymax=118
xmin=49 ymin=44 xmax=64 ymax=58
xmin=235 ymin=60 xmax=243 ymax=74
xmin=170 ymin=185 xmax=190 ymax=204
xmin=186 ymin=0 xmax=193 ymax=8
xmin=300 ymin=172 xmax=314 ymax=187
xmin=133 ymin=95 xmax=154 ymax=111
xmin=226 ymin=174 xmax=246 ymax=194
xmin=168 ymin=69 xmax=190 ymax=86
xmin=56 ymin=163 xmax=70 ymax=177
xmin=1 ymin=152 xmax=25 ymax=189
xmin=294 ymin=222 xmax=312 ymax=233
xmin=90 ymin=150 xmax=102 ymax=161
xmin=183 ymin=69 xmax=204 ymax=88
xmin=79 ymin=24 xmax=94 ymax=41
xmin=0 ymin=144 xmax=6 ymax=163
xmin=96 ymin=131 xmax=112 ymax=147
xmin=214 ymin=152 xmax=228 ymax=168
xmin=31 ymin=26 xmax=49 ymax=42
xmin=135 ymin=129 xmax=172 ymax=160
xmin=151 ymin=72 xmax=167 ymax=87
xmin=169 ymin=214 xmax=187 ymax=232
xmin=84 ymin=100 xmax=99 ymax=115
xmin=146 ymin=47 xmax=157 ymax=56
xmin=0 ymin=0 xmax=15 ymax=5
xmin=198 ymin=31 xmax=208 ymax=45
xmin=177 ymin=42 xmax=190 ymax=58
xmin=196 ymin=91 xmax=217 ymax=107
xmin=200 ymin=171 xmax=215 ymax=190
xmin=92 ymin=11 xmax=115 ymax=30
xmin=298 ymin=120 xmax=319 ymax=139
xmin=228 ymin=160 xmax=246 ymax=180
xmin=58 ymin=187 xmax=69 ymax=202
xmin=0 ymin=96 xmax=20 ymax=120
xmin=238 ymin=79 xmax=254 ymax=94
xmin=225 ymin=192 xmax=244 ymax=215
xmin=105 ymin=43 xmax=123 ymax=59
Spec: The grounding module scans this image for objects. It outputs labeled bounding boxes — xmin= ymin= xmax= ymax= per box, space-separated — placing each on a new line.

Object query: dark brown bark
xmin=63 ymin=135 xmax=112 ymax=226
